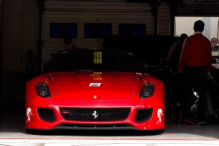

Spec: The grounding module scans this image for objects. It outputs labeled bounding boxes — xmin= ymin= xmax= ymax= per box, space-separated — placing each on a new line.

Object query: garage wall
xmin=1 ymin=0 xmax=39 ymax=102
xmin=0 ymin=0 xmax=3 ymax=66
xmin=42 ymin=0 xmax=171 ymax=65
xmin=158 ymin=2 xmax=170 ymax=35
xmin=2 ymin=0 xmax=39 ymax=72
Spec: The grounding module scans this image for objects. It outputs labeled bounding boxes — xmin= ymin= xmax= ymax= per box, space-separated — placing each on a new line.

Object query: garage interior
xmin=0 ymin=0 xmax=219 ymax=143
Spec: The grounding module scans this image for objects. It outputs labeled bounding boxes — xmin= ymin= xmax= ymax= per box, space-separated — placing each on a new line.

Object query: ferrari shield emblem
xmin=92 ymin=111 xmax=98 ymax=119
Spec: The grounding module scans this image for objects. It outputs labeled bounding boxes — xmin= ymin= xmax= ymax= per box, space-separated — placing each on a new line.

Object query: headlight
xmin=35 ymin=82 xmax=51 ymax=98
xmin=139 ymin=82 xmax=155 ymax=98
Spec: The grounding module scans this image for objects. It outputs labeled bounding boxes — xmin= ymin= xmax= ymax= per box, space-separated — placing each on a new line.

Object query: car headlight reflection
xmin=35 ymin=82 xmax=51 ymax=98
xmin=139 ymin=82 xmax=155 ymax=98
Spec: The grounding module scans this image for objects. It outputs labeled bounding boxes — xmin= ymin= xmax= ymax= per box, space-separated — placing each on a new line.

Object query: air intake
xmin=37 ymin=108 xmax=56 ymax=123
xmin=135 ymin=109 xmax=153 ymax=123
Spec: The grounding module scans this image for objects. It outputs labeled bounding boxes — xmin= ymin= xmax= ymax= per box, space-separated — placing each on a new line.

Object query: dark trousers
xmin=181 ymin=66 xmax=208 ymax=120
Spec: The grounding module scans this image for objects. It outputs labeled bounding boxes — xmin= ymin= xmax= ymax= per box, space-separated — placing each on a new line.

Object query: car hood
xmin=47 ymin=72 xmax=145 ymax=101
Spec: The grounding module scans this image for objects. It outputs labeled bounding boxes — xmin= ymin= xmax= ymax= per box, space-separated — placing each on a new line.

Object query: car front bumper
xmin=25 ymin=98 xmax=165 ymax=131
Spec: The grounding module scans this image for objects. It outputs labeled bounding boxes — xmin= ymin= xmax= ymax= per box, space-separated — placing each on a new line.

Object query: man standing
xmin=166 ymin=33 xmax=188 ymax=67
xmin=178 ymin=20 xmax=214 ymax=124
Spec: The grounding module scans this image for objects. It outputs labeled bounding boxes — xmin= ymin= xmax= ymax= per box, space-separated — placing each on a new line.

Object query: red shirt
xmin=178 ymin=32 xmax=213 ymax=71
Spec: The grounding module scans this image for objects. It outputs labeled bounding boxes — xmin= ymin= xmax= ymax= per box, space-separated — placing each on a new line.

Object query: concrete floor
xmin=0 ymin=101 xmax=219 ymax=146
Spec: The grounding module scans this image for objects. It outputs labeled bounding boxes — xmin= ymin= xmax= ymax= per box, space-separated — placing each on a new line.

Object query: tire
xmin=155 ymin=129 xmax=164 ymax=134
xmin=25 ymin=128 xmax=37 ymax=134
xmin=150 ymin=129 xmax=165 ymax=135
xmin=26 ymin=128 xmax=48 ymax=135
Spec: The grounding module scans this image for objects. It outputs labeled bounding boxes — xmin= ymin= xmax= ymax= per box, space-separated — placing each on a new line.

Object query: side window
xmin=50 ymin=23 xmax=77 ymax=38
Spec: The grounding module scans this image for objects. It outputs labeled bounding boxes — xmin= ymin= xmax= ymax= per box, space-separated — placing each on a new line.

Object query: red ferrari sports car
xmin=25 ymin=49 xmax=165 ymax=132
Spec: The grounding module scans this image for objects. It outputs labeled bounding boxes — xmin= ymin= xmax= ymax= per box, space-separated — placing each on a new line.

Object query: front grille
xmin=37 ymin=108 xmax=56 ymax=123
xmin=60 ymin=108 xmax=130 ymax=121
xmin=134 ymin=109 xmax=153 ymax=123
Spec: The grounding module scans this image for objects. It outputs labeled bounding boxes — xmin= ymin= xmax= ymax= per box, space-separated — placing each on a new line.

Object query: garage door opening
xmin=173 ymin=16 xmax=219 ymax=123
xmin=175 ymin=17 xmax=219 ymax=43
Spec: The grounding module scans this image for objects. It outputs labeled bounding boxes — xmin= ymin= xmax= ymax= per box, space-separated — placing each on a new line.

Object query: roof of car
xmin=58 ymin=48 xmax=132 ymax=54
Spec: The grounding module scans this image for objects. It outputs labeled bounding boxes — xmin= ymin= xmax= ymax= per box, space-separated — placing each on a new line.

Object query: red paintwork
xmin=25 ymin=72 xmax=165 ymax=130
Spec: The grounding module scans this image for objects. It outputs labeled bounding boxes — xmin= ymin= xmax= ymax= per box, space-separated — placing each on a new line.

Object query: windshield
xmin=44 ymin=50 xmax=147 ymax=73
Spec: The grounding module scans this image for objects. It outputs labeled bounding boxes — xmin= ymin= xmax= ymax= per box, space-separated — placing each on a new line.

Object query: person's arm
xmin=166 ymin=40 xmax=179 ymax=62
xmin=207 ymin=43 xmax=213 ymax=71
xmin=178 ymin=38 xmax=188 ymax=71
